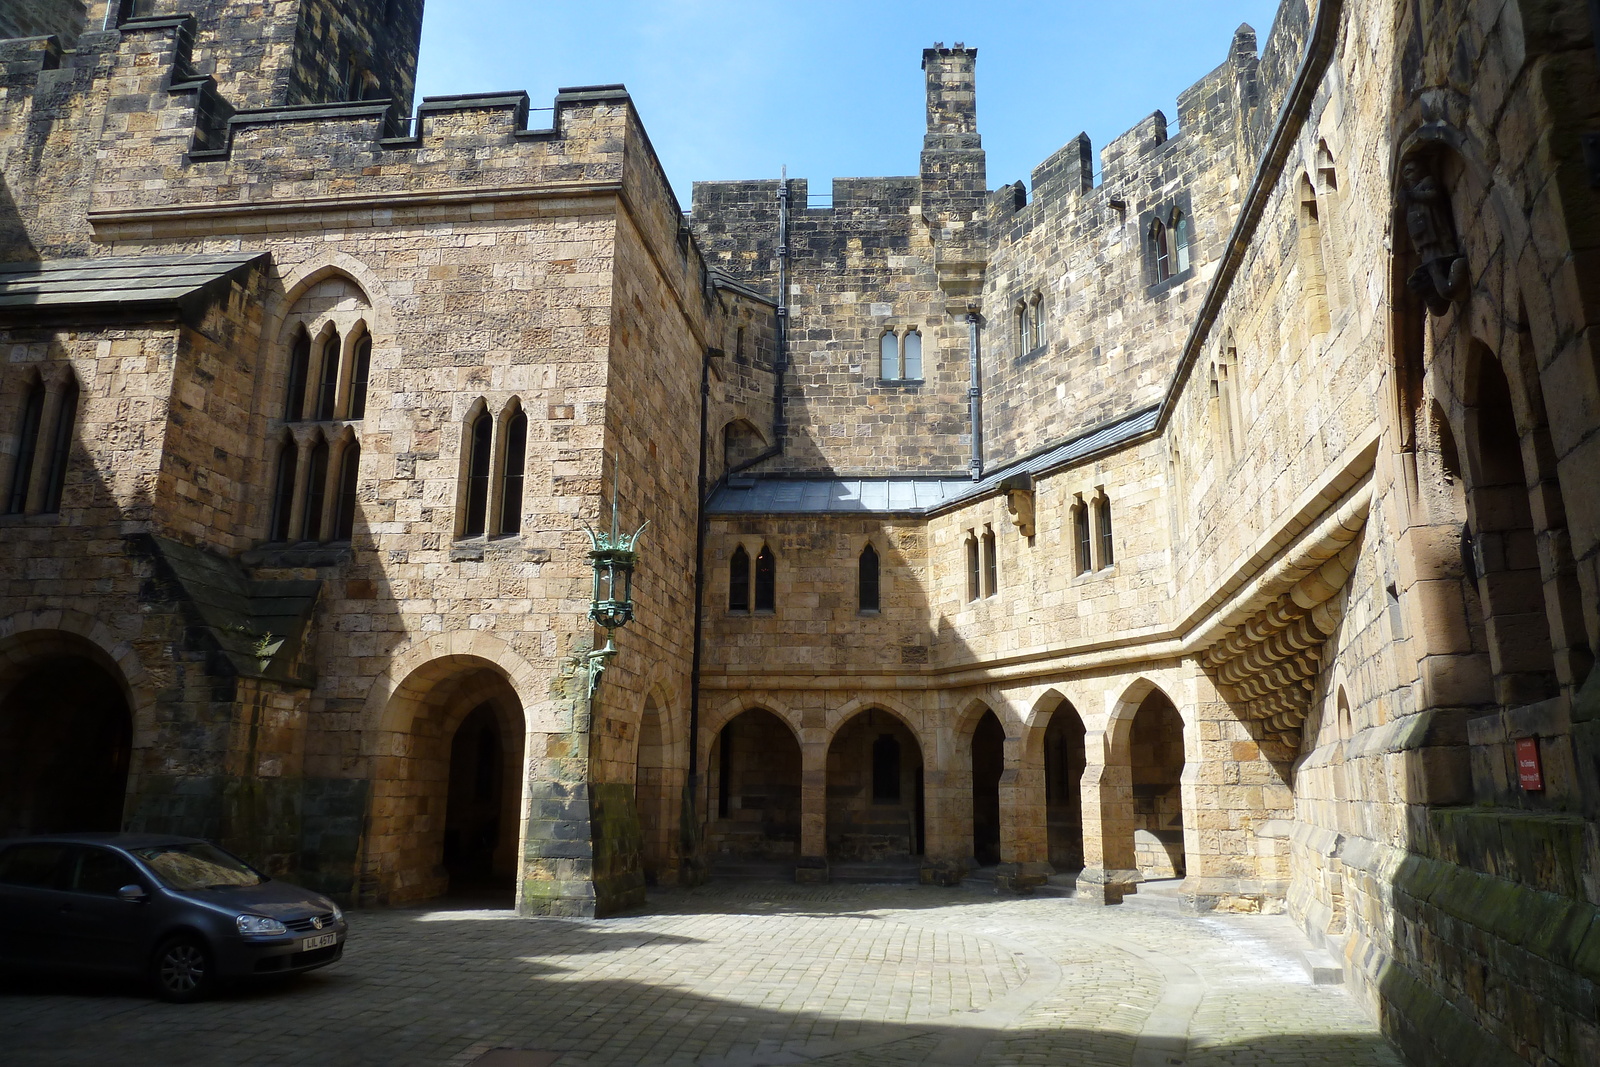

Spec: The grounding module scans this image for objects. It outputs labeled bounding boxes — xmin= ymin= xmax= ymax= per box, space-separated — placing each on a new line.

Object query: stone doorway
xmin=707 ymin=708 xmax=801 ymax=862
xmin=826 ymin=708 xmax=924 ymax=863
xmin=970 ymin=709 xmax=1004 ymax=866
xmin=0 ymin=653 xmax=131 ymax=836
xmin=1044 ymin=699 xmax=1086 ymax=872
xmin=1130 ymin=689 xmax=1185 ymax=879
xmin=443 ymin=702 xmax=510 ymax=895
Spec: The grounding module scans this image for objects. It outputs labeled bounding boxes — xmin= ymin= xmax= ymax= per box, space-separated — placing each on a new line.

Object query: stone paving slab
xmin=0 ymin=883 xmax=1408 ymax=1066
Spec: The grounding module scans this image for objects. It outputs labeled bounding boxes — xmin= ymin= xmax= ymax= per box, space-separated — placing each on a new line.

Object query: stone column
xmin=1077 ymin=723 xmax=1138 ymax=904
xmin=796 ymin=739 xmax=829 ymax=881
xmin=996 ymin=726 xmax=1049 ymax=891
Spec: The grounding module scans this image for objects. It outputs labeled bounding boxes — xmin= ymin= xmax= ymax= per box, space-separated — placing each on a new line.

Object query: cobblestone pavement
xmin=0 ymin=882 xmax=1408 ymax=1067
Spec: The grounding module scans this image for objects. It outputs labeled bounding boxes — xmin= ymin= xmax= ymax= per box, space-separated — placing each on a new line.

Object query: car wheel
xmin=150 ymin=934 xmax=214 ymax=1003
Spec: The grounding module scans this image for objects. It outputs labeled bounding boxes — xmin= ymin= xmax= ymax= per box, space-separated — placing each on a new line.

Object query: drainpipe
xmin=967 ymin=309 xmax=983 ymax=479
xmin=773 ymin=171 xmax=790 ymax=448
xmin=683 ymin=345 xmax=712 ymax=881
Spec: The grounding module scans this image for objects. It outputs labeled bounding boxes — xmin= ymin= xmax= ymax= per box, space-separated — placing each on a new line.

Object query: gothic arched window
xmin=284 ymin=329 xmax=310 ymax=421
xmin=499 ymin=407 xmax=527 ymax=535
xmin=314 ymin=329 xmax=341 ymax=421
xmin=6 ymin=378 xmax=45 ymax=515
xmin=903 ymin=329 xmax=923 ymax=380
xmin=1152 ymin=219 xmax=1172 ymax=282
xmin=754 ymin=544 xmax=776 ymax=612
xmin=269 ymin=438 xmax=296 ymax=541
xmin=880 ymin=331 xmax=898 ymax=380
xmin=333 ymin=440 xmax=360 ymax=541
xmin=41 ymin=377 xmax=78 ymax=513
xmin=1172 ymin=210 xmax=1191 ymax=274
xmin=1096 ymin=493 xmax=1115 ymax=568
xmin=302 ymin=437 xmax=329 ymax=541
xmin=729 ymin=545 xmax=751 ymax=612
xmin=346 ymin=331 xmax=371 ymax=420
xmin=1073 ymin=498 xmax=1092 ymax=575
xmin=462 ymin=408 xmax=492 ymax=537
xmin=858 ymin=543 xmax=880 ymax=612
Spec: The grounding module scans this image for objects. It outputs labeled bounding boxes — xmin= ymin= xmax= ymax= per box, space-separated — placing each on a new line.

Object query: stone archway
xmin=366 ymin=656 xmax=526 ymax=905
xmin=1129 ymin=689 xmax=1186 ymax=879
xmin=707 ymin=707 xmax=802 ymax=865
xmin=970 ymin=709 xmax=1005 ymax=866
xmin=825 ymin=707 xmax=924 ymax=865
xmin=1043 ymin=698 xmax=1087 ymax=872
xmin=0 ymin=648 xmax=131 ymax=835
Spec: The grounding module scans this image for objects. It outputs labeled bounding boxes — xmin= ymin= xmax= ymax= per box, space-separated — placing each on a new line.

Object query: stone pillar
xmin=1078 ymin=724 xmax=1138 ymax=904
xmin=796 ymin=739 xmax=829 ymax=881
xmin=996 ymin=726 xmax=1049 ymax=892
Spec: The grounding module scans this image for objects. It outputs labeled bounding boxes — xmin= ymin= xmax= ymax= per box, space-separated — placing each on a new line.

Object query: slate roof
xmin=707 ymin=405 xmax=1160 ymax=516
xmin=0 ymin=252 xmax=267 ymax=319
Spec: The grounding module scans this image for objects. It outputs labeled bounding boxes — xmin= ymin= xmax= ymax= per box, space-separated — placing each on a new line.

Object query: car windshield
xmin=132 ymin=842 xmax=265 ymax=890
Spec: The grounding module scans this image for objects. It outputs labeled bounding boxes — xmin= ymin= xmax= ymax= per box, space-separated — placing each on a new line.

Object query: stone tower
xmin=920 ymin=45 xmax=986 ymax=312
xmin=100 ymin=0 xmax=425 ymax=113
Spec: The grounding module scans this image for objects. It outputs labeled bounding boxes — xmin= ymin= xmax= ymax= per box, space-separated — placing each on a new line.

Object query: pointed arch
xmin=268 ymin=433 xmax=297 ymax=542
xmin=728 ymin=544 xmax=751 ymax=612
xmin=754 ymin=543 xmax=776 ymax=612
xmin=344 ymin=323 xmax=372 ymax=420
xmin=301 ymin=433 xmax=331 ymax=542
xmin=313 ymin=323 xmax=342 ymax=422
xmin=857 ymin=542 xmax=880 ymax=612
xmin=460 ymin=400 xmax=493 ymax=538
xmin=498 ymin=398 xmax=527 ymax=536
xmin=283 ymin=326 xmax=311 ymax=422
xmin=332 ymin=433 xmax=361 ymax=542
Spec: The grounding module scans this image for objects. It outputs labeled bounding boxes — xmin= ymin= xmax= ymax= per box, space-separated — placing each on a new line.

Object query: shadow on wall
xmin=0 ymin=172 xmax=39 ymax=263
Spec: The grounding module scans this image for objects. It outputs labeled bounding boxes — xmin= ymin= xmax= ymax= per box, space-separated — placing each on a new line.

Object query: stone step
xmin=829 ymin=861 xmax=921 ymax=883
xmin=1300 ymin=948 xmax=1345 ymax=985
xmin=710 ymin=859 xmax=797 ymax=882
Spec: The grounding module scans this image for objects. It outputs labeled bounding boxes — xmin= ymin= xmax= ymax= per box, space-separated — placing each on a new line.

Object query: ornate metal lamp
xmin=583 ymin=468 xmax=647 ymax=697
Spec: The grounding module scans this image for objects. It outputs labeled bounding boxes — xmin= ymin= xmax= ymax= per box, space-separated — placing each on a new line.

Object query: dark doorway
xmin=707 ymin=708 xmax=802 ymax=861
xmin=0 ymin=656 xmax=131 ymax=836
xmin=1130 ymin=689 xmax=1186 ymax=878
xmin=1044 ymin=700 xmax=1087 ymax=871
xmin=826 ymin=709 xmax=924 ymax=863
xmin=971 ymin=710 xmax=1005 ymax=866
xmin=443 ymin=702 xmax=510 ymax=896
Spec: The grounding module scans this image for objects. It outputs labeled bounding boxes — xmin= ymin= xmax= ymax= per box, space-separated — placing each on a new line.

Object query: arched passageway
xmin=0 ymin=652 xmax=131 ymax=836
xmin=707 ymin=708 xmax=801 ymax=861
xmin=1043 ymin=699 xmax=1086 ymax=872
xmin=1129 ymin=690 xmax=1185 ymax=879
xmin=826 ymin=709 xmax=923 ymax=862
xmin=635 ymin=696 xmax=672 ymax=884
xmin=970 ymin=710 xmax=1005 ymax=866
xmin=367 ymin=660 xmax=525 ymax=905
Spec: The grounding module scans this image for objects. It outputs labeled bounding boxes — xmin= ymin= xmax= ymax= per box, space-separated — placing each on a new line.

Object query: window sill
xmin=858 ymin=609 xmax=881 ymax=617
xmin=241 ymin=542 xmax=352 ymax=568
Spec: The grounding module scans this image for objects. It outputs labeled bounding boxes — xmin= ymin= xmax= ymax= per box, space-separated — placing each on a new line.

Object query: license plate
xmin=300 ymin=932 xmax=338 ymax=951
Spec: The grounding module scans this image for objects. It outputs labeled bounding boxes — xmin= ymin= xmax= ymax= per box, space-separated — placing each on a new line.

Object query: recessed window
xmin=1172 ymin=211 xmax=1191 ymax=274
xmin=1095 ymin=493 xmax=1114 ymax=568
xmin=982 ymin=526 xmax=998 ymax=597
xmin=754 ymin=544 xmax=776 ymax=612
xmin=499 ymin=409 xmax=527 ymax=535
xmin=880 ymin=332 xmax=898 ymax=380
xmin=284 ymin=329 xmax=310 ymax=421
xmin=1073 ymin=498 xmax=1092 ymax=575
xmin=269 ymin=438 xmax=295 ymax=541
xmin=462 ymin=410 xmax=493 ymax=537
xmin=859 ymin=543 xmax=880 ymax=612
xmin=314 ymin=328 xmax=341 ymax=421
xmin=729 ymin=545 xmax=751 ymax=612
xmin=966 ymin=532 xmax=981 ymax=602
xmin=301 ymin=437 xmax=329 ymax=541
xmin=903 ymin=329 xmax=923 ymax=380
xmin=4 ymin=373 xmax=79 ymax=516
xmin=1152 ymin=218 xmax=1172 ymax=282
xmin=333 ymin=440 xmax=361 ymax=541
xmin=347 ymin=332 xmax=372 ymax=420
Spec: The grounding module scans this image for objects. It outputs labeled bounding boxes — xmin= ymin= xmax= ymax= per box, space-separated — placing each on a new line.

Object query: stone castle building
xmin=2 ymin=1 xmax=1598 ymax=1064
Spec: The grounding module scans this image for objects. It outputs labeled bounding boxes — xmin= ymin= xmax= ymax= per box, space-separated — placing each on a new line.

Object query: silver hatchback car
xmin=0 ymin=833 xmax=348 ymax=1001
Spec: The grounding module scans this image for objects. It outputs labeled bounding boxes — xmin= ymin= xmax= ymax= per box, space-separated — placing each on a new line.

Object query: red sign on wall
xmin=1515 ymin=737 xmax=1544 ymax=791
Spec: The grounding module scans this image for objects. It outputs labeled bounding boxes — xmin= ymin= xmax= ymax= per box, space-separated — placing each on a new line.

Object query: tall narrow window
xmin=1172 ymin=210 xmax=1191 ymax=273
xmin=982 ymin=526 xmax=998 ymax=597
xmin=1074 ymin=499 xmax=1092 ymax=575
xmin=1015 ymin=304 xmax=1028 ymax=356
xmin=6 ymin=380 xmax=44 ymax=514
xmin=41 ymin=378 xmax=78 ymax=513
xmin=1030 ymin=294 xmax=1045 ymax=348
xmin=498 ymin=409 xmax=527 ymax=535
xmin=729 ymin=546 xmax=751 ymax=612
xmin=347 ymin=332 xmax=371 ymax=420
xmin=903 ymin=329 xmax=922 ymax=380
xmin=301 ymin=438 xmax=329 ymax=541
xmin=333 ymin=440 xmax=360 ymax=541
xmin=1152 ymin=219 xmax=1171 ymax=282
xmin=269 ymin=439 xmax=296 ymax=541
xmin=462 ymin=410 xmax=492 ymax=537
xmin=871 ymin=733 xmax=901 ymax=800
xmin=315 ymin=330 xmax=341 ymax=421
xmin=284 ymin=330 xmax=310 ymax=421
xmin=1096 ymin=494 xmax=1114 ymax=568
xmin=858 ymin=543 xmax=880 ymax=612
xmin=1299 ymin=177 xmax=1330 ymax=334
xmin=966 ymin=533 xmax=981 ymax=602
xmin=880 ymin=331 xmax=898 ymax=380
xmin=754 ymin=544 xmax=776 ymax=612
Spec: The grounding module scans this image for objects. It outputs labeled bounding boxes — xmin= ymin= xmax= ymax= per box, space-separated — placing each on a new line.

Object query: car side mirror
xmin=117 ymin=884 xmax=148 ymax=903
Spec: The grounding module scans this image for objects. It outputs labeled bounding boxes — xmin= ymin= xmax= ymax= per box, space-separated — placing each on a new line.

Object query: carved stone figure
xmin=1399 ymin=155 xmax=1469 ymax=313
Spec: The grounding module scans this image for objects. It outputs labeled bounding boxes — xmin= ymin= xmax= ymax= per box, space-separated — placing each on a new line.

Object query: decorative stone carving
xmin=1399 ymin=155 xmax=1468 ymax=314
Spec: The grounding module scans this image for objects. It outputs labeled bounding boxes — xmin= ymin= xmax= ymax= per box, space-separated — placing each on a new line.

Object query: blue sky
xmin=415 ymin=2 xmax=1286 ymax=209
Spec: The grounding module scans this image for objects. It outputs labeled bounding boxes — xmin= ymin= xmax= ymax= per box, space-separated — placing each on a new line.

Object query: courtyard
xmin=0 ymin=881 xmax=1405 ymax=1067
